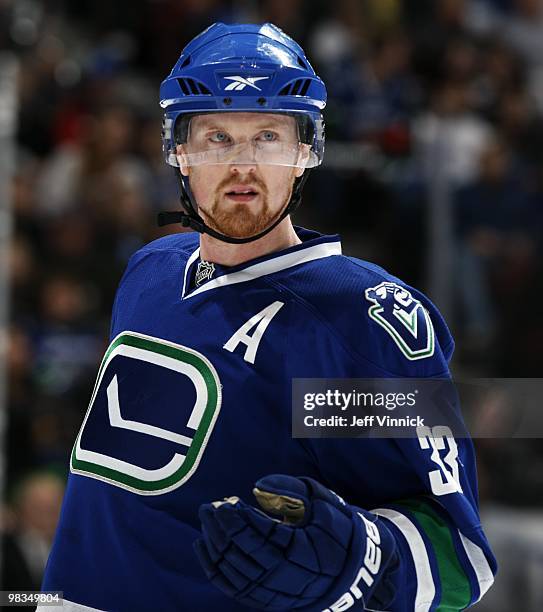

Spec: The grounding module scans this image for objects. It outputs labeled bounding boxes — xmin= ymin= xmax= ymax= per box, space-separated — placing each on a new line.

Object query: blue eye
xmin=260 ymin=131 xmax=277 ymax=141
xmin=210 ymin=131 xmax=229 ymax=143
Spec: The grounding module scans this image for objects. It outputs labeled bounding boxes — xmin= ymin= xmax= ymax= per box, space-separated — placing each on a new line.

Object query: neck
xmin=199 ymin=218 xmax=301 ymax=267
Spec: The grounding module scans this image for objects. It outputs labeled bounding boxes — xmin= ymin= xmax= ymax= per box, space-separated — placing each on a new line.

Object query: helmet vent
xmin=187 ymin=79 xmax=199 ymax=94
xmin=291 ymin=80 xmax=302 ymax=95
xmin=180 ymin=56 xmax=191 ymax=68
xmin=178 ymin=78 xmax=189 ymax=95
xmin=177 ymin=78 xmax=212 ymax=96
xmin=278 ymin=79 xmax=311 ymax=96
xmin=299 ymin=79 xmax=310 ymax=96
xmin=297 ymin=56 xmax=308 ymax=69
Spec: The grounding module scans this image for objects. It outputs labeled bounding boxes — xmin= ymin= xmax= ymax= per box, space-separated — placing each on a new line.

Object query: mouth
xmin=224 ymin=185 xmax=260 ymax=203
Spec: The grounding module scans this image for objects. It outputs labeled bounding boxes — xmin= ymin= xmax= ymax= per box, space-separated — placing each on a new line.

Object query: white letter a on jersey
xmin=223 ymin=301 xmax=284 ymax=364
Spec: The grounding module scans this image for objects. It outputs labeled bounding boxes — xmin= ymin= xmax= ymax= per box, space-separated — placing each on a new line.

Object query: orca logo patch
xmin=365 ymin=282 xmax=434 ymax=360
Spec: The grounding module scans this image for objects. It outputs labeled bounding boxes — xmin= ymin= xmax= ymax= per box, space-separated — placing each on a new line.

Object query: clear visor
xmin=175 ymin=140 xmax=319 ymax=169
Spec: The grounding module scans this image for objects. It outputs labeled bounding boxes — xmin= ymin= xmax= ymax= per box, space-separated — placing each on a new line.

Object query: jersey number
xmin=417 ymin=425 xmax=463 ymax=495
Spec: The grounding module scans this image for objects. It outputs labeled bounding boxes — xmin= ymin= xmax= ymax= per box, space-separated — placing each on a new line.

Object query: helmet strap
xmin=157 ymin=169 xmax=310 ymax=245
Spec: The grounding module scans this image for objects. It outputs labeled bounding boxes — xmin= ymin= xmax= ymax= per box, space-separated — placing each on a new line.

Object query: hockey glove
xmin=194 ymin=474 xmax=398 ymax=610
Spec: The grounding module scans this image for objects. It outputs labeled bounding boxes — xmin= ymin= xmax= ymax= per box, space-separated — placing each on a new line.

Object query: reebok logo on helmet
xmin=223 ymin=76 xmax=269 ymax=91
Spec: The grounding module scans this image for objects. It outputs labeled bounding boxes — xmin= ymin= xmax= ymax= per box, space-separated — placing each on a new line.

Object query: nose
xmin=227 ymin=139 xmax=258 ymax=174
xmin=229 ymin=162 xmax=257 ymax=176
xmin=229 ymin=162 xmax=256 ymax=175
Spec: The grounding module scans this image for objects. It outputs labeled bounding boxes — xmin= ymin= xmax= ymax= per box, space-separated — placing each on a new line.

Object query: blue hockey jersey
xmin=41 ymin=227 xmax=496 ymax=611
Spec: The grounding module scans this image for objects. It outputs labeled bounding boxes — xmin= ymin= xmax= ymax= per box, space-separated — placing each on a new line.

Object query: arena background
xmin=1 ymin=0 xmax=542 ymax=609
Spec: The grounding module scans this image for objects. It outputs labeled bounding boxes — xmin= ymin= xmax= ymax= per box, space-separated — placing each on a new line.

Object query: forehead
xmin=189 ymin=112 xmax=297 ymax=134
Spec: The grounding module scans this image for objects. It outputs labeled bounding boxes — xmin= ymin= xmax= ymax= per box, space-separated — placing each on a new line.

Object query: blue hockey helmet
xmin=157 ymin=23 xmax=327 ymax=244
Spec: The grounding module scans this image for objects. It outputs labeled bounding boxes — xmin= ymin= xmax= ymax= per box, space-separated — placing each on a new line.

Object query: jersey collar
xmin=181 ymin=227 xmax=342 ymax=299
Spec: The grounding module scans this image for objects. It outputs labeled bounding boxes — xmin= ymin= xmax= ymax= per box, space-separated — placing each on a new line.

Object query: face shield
xmin=177 ymin=140 xmax=318 ymax=169
xmin=162 ymin=112 xmax=324 ymax=170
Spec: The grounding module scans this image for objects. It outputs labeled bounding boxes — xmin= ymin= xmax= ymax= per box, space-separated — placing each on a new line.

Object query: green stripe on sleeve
xmin=395 ymin=499 xmax=472 ymax=611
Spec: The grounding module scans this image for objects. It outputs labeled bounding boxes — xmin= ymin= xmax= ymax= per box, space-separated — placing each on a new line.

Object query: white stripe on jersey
xmin=459 ymin=531 xmax=495 ymax=602
xmin=373 ymin=507 xmax=436 ymax=612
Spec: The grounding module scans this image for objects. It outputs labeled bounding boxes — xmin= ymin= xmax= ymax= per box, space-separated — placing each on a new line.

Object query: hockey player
xmin=41 ymin=23 xmax=496 ymax=611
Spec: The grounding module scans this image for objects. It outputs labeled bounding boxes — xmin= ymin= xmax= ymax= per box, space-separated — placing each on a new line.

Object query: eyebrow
xmin=194 ymin=116 xmax=292 ymax=131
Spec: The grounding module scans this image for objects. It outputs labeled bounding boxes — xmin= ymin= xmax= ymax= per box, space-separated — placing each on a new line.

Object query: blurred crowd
xmin=1 ymin=0 xmax=543 ymax=604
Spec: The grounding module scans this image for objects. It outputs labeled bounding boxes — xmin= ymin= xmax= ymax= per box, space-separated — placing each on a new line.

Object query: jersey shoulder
xmin=281 ymin=253 xmax=454 ymax=377
xmin=120 ymin=230 xmax=198 ymax=284
xmin=136 ymin=230 xmax=199 ymax=257
xmin=109 ymin=231 xmax=199 ymax=338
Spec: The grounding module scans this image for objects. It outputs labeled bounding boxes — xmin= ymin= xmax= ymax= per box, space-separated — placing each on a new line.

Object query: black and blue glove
xmin=194 ymin=474 xmax=399 ymax=611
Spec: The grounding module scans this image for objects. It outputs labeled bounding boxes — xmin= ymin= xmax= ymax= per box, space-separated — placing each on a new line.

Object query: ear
xmin=176 ymin=144 xmax=190 ymax=177
xmin=293 ymin=144 xmax=311 ymax=178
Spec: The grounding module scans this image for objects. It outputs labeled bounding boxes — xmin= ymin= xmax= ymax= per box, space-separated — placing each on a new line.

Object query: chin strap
xmin=157 ymin=170 xmax=310 ymax=245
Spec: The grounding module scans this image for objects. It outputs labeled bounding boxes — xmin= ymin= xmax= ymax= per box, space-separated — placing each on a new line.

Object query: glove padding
xmin=194 ymin=475 xmax=398 ymax=610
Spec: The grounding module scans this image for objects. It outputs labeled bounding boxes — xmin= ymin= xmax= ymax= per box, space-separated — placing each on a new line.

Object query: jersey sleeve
xmin=362 ymin=284 xmax=496 ymax=609
xmin=371 ymin=436 xmax=497 ymax=610
xmin=310 ymin=394 xmax=496 ymax=609
xmin=307 ymin=275 xmax=497 ymax=610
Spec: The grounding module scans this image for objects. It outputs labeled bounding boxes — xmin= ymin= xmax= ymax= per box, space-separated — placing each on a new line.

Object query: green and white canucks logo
xmin=365 ymin=282 xmax=435 ymax=360
xmin=71 ymin=331 xmax=222 ymax=495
